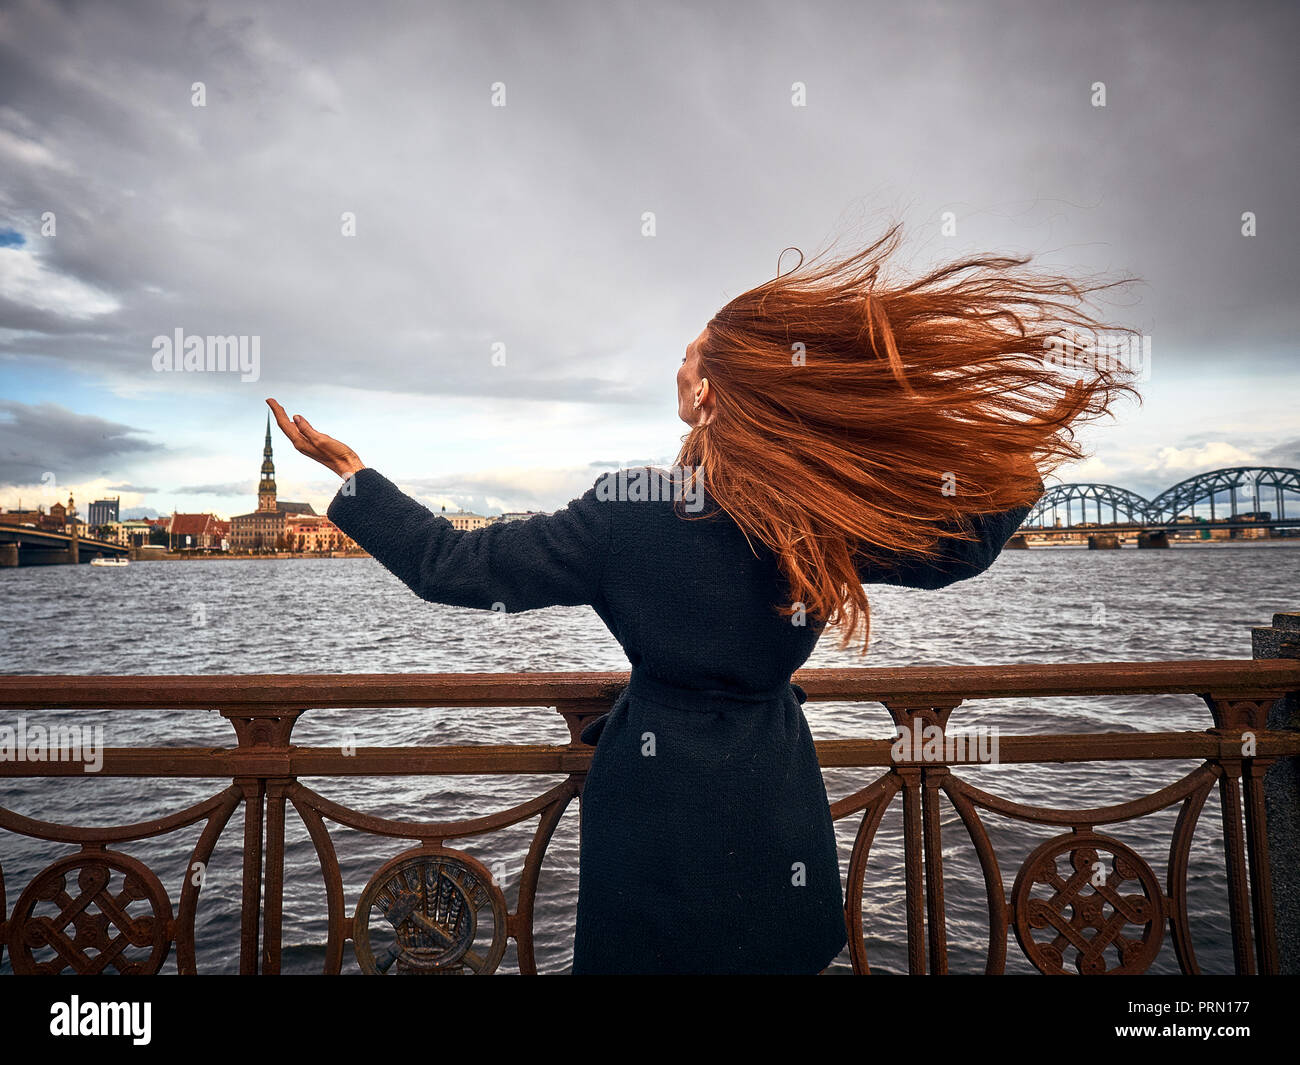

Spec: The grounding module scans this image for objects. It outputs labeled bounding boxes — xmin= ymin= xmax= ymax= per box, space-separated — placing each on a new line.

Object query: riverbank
xmin=1021 ymin=538 xmax=1300 ymax=549
xmin=130 ymin=551 xmax=370 ymax=561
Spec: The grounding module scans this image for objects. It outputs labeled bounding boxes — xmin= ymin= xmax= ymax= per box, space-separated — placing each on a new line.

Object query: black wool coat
xmin=328 ymin=466 xmax=1036 ymax=974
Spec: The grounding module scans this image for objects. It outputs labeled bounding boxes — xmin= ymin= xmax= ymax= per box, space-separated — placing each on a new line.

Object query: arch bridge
xmin=1022 ymin=466 xmax=1300 ymax=530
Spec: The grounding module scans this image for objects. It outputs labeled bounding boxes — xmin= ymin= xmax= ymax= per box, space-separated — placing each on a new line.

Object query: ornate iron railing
xmin=1 ymin=616 xmax=1297 ymax=975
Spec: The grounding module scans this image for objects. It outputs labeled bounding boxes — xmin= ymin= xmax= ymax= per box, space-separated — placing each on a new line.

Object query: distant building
xmin=0 ymin=507 xmax=44 ymax=527
xmin=37 ymin=494 xmax=81 ymax=533
xmin=285 ymin=514 xmax=359 ymax=553
xmin=229 ymin=416 xmax=317 ymax=551
xmin=494 ymin=511 xmax=550 ymax=524
xmin=141 ymin=518 xmax=170 ymax=546
xmin=87 ymin=497 xmax=120 ymax=525
xmin=0 ymin=496 xmax=90 ymax=535
xmin=112 ymin=520 xmax=155 ymax=546
xmin=441 ymin=508 xmax=489 ymax=531
xmin=169 ymin=513 xmax=224 ymax=551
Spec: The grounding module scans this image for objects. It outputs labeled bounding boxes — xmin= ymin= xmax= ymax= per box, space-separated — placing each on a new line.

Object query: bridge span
xmin=0 ymin=525 xmax=130 ymax=567
xmin=1022 ymin=465 xmax=1300 ymax=533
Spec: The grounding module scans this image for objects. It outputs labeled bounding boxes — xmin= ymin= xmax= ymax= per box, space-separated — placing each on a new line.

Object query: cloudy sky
xmin=1 ymin=0 xmax=1296 ymax=521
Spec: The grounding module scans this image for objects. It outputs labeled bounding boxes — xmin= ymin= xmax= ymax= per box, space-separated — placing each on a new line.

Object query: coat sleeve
xmin=856 ymin=480 xmax=1042 ymax=590
xmin=327 ymin=468 xmax=613 ymax=612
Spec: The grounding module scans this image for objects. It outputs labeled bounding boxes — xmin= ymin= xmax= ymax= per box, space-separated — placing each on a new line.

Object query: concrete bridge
xmin=0 ymin=525 xmax=131 ymax=567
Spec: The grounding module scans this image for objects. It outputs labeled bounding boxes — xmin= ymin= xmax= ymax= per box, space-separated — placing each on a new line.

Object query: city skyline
xmin=2 ymin=0 xmax=1298 ymax=522
xmin=0 ymin=421 xmax=526 ymax=524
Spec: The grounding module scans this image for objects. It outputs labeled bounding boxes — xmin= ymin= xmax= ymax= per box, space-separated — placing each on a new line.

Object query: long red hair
xmin=675 ymin=223 xmax=1142 ymax=652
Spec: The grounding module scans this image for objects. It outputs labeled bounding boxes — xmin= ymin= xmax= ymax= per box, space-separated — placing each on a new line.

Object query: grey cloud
xmin=176 ymin=481 xmax=249 ymax=495
xmin=105 ymin=483 xmax=160 ymax=493
xmin=0 ymin=401 xmax=162 ymax=486
xmin=119 ymin=506 xmax=162 ymax=520
xmin=1261 ymin=438 xmax=1300 ymax=468
xmin=0 ymin=0 xmax=1295 ymax=416
xmin=396 ymin=461 xmax=628 ymax=513
xmin=590 ymin=457 xmax=672 ymax=469
xmin=401 ymin=478 xmax=580 ymax=512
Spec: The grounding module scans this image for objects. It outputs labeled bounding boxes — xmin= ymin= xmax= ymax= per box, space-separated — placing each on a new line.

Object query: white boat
xmin=90 ymin=557 xmax=130 ymax=567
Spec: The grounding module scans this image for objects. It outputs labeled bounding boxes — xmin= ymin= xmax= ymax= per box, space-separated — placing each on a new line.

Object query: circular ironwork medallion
xmin=7 ymin=851 xmax=172 ymax=975
xmin=353 ymin=848 xmax=507 ymax=974
xmin=1011 ymin=832 xmax=1164 ymax=975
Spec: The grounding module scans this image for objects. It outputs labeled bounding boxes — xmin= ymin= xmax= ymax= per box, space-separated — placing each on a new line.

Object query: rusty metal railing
xmin=1 ymin=620 xmax=1298 ymax=975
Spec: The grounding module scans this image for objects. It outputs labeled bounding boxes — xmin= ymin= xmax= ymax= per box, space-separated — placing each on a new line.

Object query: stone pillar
xmin=0 ymin=542 xmax=17 ymax=567
xmin=1252 ymin=611 xmax=1300 ymax=973
xmin=66 ymin=493 xmax=79 ymax=563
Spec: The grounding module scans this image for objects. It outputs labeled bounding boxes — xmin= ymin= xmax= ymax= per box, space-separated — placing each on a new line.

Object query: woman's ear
xmin=694 ymin=378 xmax=715 ymax=424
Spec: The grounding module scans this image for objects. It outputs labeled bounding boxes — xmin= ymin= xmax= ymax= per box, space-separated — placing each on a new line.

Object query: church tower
xmin=258 ymin=413 xmax=277 ymax=512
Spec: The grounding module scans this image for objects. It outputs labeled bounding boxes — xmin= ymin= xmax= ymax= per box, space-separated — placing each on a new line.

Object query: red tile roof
xmin=169 ymin=513 xmax=220 ymax=537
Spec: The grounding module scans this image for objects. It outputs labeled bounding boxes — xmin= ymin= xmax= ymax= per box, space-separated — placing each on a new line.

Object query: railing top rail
xmin=0 ymin=658 xmax=1295 ymax=710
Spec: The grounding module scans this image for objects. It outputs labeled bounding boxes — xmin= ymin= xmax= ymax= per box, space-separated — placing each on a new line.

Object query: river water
xmin=1 ymin=542 xmax=1296 ymax=974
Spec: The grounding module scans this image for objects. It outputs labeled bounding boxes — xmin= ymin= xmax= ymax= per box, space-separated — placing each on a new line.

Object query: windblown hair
xmin=676 ymin=223 xmax=1142 ymax=653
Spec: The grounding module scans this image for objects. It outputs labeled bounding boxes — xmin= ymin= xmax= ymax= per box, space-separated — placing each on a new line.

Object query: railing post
xmin=235 ymin=777 xmax=265 ymax=975
xmin=897 ymin=766 xmax=926 ymax=975
xmin=220 ymin=705 xmax=303 ymax=976
xmin=883 ymin=700 xmax=961 ymax=975
xmin=263 ymin=778 xmax=292 ymax=975
xmin=1252 ymin=611 xmax=1300 ymax=974
xmin=1214 ymin=755 xmax=1256 ymax=973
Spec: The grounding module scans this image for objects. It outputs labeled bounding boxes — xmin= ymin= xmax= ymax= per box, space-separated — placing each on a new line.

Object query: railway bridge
xmin=1021 ymin=466 xmax=1300 ymax=535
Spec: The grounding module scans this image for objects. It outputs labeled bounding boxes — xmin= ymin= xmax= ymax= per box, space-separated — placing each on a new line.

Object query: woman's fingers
xmin=267 ymin=398 xmax=323 ymax=458
xmin=267 ymin=398 xmax=303 ymax=444
xmin=292 ymin=413 xmax=329 ymax=447
xmin=292 ymin=416 xmax=345 ymax=464
xmin=294 ymin=414 xmax=353 ymax=463
xmin=266 ymin=398 xmax=362 ymax=477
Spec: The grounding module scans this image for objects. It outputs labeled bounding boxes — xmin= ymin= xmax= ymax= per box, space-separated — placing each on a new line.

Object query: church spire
xmin=258 ymin=413 xmax=277 ymax=512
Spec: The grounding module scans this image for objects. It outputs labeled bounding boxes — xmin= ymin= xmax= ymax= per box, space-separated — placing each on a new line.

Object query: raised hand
xmin=266 ymin=398 xmax=366 ymax=479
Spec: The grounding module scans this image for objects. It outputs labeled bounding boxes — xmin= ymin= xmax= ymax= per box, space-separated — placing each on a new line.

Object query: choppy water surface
xmin=1 ymin=543 xmax=1296 ymax=973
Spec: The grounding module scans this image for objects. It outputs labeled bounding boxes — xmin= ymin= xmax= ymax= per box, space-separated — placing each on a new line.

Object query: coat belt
xmin=626 ymin=667 xmax=807 ymax=713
